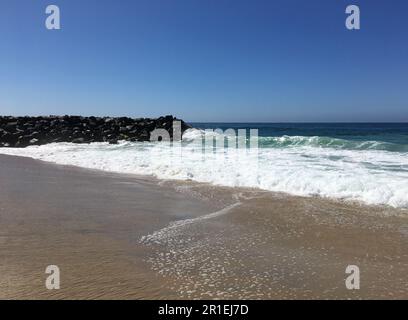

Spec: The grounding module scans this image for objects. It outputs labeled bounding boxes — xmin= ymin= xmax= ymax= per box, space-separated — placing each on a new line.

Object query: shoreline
xmin=0 ymin=154 xmax=407 ymax=299
xmin=1 ymin=147 xmax=407 ymax=212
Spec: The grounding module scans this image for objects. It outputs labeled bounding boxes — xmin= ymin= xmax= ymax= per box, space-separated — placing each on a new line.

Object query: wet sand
xmin=0 ymin=154 xmax=407 ymax=299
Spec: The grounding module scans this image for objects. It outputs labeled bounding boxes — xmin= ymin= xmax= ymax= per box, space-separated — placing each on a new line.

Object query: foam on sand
xmin=0 ymin=134 xmax=407 ymax=208
xmin=140 ymin=202 xmax=241 ymax=245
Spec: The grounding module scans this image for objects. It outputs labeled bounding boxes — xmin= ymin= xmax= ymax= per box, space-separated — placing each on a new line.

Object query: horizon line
xmin=1 ymin=115 xmax=407 ymax=124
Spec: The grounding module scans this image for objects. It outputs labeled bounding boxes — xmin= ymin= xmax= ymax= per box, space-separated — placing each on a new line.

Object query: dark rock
xmin=72 ymin=130 xmax=83 ymax=138
xmin=0 ymin=115 xmax=191 ymax=148
xmin=5 ymin=122 xmax=17 ymax=132
xmin=138 ymin=130 xmax=150 ymax=141
xmin=1 ymin=132 xmax=16 ymax=144
xmin=72 ymin=138 xmax=86 ymax=144
xmin=29 ymin=138 xmax=40 ymax=145
xmin=15 ymin=135 xmax=31 ymax=148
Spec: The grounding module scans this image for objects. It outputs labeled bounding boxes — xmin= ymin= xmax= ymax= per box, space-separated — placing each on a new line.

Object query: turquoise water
xmin=1 ymin=123 xmax=407 ymax=208
xmin=191 ymin=123 xmax=408 ymax=152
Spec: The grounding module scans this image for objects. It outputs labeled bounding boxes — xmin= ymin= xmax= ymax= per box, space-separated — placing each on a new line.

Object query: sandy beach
xmin=0 ymin=154 xmax=407 ymax=299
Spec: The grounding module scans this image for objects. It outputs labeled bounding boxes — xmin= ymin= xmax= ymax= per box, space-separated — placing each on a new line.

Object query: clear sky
xmin=1 ymin=0 xmax=407 ymax=122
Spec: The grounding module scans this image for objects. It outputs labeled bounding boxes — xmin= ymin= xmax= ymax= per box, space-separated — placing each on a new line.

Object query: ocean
xmin=193 ymin=123 xmax=408 ymax=151
xmin=1 ymin=123 xmax=407 ymax=209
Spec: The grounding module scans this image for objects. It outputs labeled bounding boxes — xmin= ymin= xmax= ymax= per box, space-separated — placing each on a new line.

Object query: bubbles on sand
xmin=1 ymin=138 xmax=408 ymax=208
xmin=140 ymin=187 xmax=408 ymax=299
xmin=139 ymin=198 xmax=320 ymax=299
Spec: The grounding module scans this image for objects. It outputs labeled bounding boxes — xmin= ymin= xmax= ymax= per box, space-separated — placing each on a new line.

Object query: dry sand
xmin=0 ymin=154 xmax=407 ymax=299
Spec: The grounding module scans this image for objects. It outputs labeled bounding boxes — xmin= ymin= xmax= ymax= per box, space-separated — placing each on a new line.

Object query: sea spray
xmin=0 ymin=127 xmax=407 ymax=208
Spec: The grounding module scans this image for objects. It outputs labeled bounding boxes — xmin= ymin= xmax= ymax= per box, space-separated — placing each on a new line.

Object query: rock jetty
xmin=0 ymin=115 xmax=191 ymax=148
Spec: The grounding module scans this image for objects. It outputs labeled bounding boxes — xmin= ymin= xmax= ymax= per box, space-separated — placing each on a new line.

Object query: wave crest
xmin=1 ymin=135 xmax=407 ymax=209
xmin=259 ymin=135 xmax=406 ymax=152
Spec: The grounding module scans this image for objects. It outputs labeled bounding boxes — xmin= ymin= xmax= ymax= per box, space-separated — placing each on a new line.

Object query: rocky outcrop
xmin=0 ymin=115 xmax=191 ymax=148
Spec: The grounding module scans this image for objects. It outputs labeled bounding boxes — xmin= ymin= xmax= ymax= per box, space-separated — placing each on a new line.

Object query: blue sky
xmin=1 ymin=0 xmax=407 ymax=122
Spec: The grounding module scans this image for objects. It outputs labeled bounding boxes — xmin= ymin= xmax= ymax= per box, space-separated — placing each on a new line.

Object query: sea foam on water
xmin=0 ymin=128 xmax=407 ymax=209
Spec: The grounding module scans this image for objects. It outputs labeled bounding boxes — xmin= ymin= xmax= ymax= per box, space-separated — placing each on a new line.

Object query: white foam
xmin=1 ymin=139 xmax=407 ymax=208
xmin=140 ymin=202 xmax=241 ymax=245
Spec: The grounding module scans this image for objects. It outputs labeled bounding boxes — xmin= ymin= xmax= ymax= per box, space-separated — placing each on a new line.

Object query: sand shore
xmin=0 ymin=154 xmax=407 ymax=299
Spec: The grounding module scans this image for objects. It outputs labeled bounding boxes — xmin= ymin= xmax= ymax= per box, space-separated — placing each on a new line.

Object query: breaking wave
xmin=1 ymin=132 xmax=407 ymax=209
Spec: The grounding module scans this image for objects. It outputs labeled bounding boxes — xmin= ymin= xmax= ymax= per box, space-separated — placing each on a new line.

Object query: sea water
xmin=1 ymin=123 xmax=407 ymax=208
